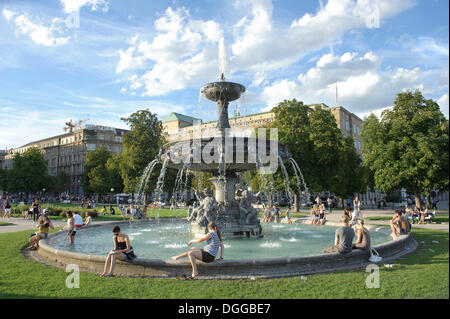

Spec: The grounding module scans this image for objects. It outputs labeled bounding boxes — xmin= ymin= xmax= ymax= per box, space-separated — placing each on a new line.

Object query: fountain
xmin=31 ymin=39 xmax=417 ymax=279
xmin=157 ymin=70 xmax=296 ymax=238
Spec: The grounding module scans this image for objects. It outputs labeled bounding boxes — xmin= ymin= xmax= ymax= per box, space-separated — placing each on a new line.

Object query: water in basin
xmin=48 ymin=220 xmax=392 ymax=260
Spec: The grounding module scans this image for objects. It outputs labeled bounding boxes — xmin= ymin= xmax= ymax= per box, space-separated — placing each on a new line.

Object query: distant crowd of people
xmin=262 ymin=205 xmax=293 ymax=224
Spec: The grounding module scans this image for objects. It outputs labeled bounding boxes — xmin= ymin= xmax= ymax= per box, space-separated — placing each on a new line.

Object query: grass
xmin=0 ymin=226 xmax=447 ymax=299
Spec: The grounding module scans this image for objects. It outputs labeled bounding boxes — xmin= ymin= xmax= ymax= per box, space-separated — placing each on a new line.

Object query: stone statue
xmin=192 ymin=188 xmax=218 ymax=227
xmin=236 ymin=189 xmax=261 ymax=225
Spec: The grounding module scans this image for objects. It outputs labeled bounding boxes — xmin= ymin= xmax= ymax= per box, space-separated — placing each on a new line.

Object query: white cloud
xmin=2 ymin=8 xmax=16 ymax=22
xmin=60 ymin=0 xmax=109 ymax=13
xmin=259 ymin=51 xmax=441 ymax=114
xmin=3 ymin=10 xmax=70 ymax=46
xmin=116 ymin=7 xmax=224 ymax=96
xmin=437 ymin=94 xmax=449 ymax=118
xmin=229 ymin=0 xmax=416 ymax=73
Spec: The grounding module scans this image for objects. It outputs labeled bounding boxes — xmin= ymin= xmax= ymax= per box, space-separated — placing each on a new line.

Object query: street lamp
xmin=111 ymin=188 xmax=114 ymax=205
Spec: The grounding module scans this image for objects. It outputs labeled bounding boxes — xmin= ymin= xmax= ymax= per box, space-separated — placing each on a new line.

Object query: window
xmin=107 ymin=135 xmax=112 ymax=141
xmin=107 ymin=145 xmax=111 ymax=151
xmin=86 ymin=144 xmax=96 ymax=151
xmin=115 ymin=136 xmax=121 ymax=142
xmin=346 ymin=121 xmax=350 ymax=130
xmin=99 ymin=135 xmax=104 ymax=140
xmin=115 ymin=146 xmax=121 ymax=152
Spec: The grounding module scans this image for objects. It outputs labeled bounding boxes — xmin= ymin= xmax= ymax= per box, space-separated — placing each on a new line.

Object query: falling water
xmin=256 ymin=154 xmax=274 ymax=204
xmin=289 ymin=157 xmax=310 ymax=206
xmin=153 ymin=157 xmax=170 ymax=202
xmin=135 ymin=159 xmax=159 ymax=204
xmin=197 ymin=171 xmax=204 ymax=190
xmin=241 ymin=91 xmax=247 ymax=128
xmin=278 ymin=155 xmax=294 ymax=209
xmin=174 ymin=154 xmax=193 ymax=202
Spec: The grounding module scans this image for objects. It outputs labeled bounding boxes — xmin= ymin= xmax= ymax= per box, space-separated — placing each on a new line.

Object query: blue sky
xmin=0 ymin=0 xmax=448 ymax=149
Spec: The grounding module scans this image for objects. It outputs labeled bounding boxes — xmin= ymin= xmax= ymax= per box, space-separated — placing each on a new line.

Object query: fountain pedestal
xmin=210 ymin=176 xmax=236 ymax=203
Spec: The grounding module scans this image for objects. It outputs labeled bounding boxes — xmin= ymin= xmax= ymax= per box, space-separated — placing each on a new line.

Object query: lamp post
xmin=111 ymin=188 xmax=114 ymax=205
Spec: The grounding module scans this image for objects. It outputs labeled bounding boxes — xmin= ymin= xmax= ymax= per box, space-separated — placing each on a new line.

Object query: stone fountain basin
xmin=201 ymin=81 xmax=246 ymax=102
xmin=34 ymin=220 xmax=417 ymax=279
xmin=160 ymin=136 xmax=290 ymax=172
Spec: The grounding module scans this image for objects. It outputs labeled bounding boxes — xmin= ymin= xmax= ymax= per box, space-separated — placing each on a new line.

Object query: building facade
xmin=162 ymin=104 xmax=363 ymax=154
xmin=161 ymin=104 xmax=377 ymax=203
xmin=2 ymin=125 xmax=128 ymax=195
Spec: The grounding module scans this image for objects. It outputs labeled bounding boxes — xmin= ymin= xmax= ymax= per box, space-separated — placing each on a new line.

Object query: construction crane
xmin=63 ymin=118 xmax=89 ymax=133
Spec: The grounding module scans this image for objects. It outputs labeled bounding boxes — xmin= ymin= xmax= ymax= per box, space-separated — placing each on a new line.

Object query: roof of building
xmin=162 ymin=112 xmax=200 ymax=124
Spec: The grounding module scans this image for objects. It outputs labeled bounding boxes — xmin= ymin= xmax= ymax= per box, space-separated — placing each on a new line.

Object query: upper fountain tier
xmin=201 ymin=79 xmax=246 ymax=103
xmin=200 ymin=74 xmax=246 ymax=130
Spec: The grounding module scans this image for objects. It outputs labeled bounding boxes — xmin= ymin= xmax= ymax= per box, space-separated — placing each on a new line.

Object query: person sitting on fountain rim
xmin=352 ymin=219 xmax=371 ymax=251
xmin=322 ymin=215 xmax=355 ymax=254
xmin=171 ymin=222 xmax=224 ymax=280
xmin=389 ymin=209 xmax=410 ymax=239
xmin=101 ymin=225 xmax=137 ymax=277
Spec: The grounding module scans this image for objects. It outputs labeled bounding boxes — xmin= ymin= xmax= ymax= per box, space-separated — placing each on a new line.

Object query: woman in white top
xmin=171 ymin=222 xmax=224 ymax=279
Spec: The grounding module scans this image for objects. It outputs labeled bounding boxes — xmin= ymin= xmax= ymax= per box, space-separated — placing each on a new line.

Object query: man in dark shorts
xmin=323 ymin=215 xmax=354 ymax=254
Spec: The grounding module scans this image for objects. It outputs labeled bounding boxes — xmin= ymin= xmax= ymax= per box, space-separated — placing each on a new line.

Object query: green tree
xmin=82 ymin=146 xmax=123 ymax=195
xmin=360 ymin=90 xmax=449 ymax=207
xmin=119 ymin=109 xmax=164 ymax=194
xmin=331 ymin=137 xmax=365 ymax=207
xmin=267 ymin=100 xmax=365 ymax=210
xmin=6 ymin=147 xmax=48 ymax=193
xmin=45 ymin=172 xmax=70 ymax=194
xmin=0 ymin=168 xmax=8 ymax=190
xmin=308 ymin=105 xmax=344 ymax=191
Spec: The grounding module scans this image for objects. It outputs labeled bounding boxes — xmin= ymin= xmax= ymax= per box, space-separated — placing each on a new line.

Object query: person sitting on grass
xmin=389 ymin=209 xmax=410 ymax=239
xmin=171 ymin=222 xmax=224 ymax=280
xmin=28 ymin=215 xmax=54 ymax=250
xmin=352 ymin=219 xmax=371 ymax=251
xmin=323 ymin=215 xmax=354 ymax=254
xmin=101 ymin=226 xmax=137 ymax=277
xmin=109 ymin=205 xmax=115 ymax=215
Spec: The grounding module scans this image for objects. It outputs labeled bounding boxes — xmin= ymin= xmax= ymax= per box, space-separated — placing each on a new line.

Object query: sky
xmin=0 ymin=0 xmax=448 ymax=149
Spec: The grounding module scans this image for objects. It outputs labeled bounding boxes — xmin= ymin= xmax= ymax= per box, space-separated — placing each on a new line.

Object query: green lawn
xmin=0 ymin=226 xmax=447 ymax=299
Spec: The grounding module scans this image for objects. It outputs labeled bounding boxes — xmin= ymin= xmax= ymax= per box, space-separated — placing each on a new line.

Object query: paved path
xmin=0 ymin=209 xmax=448 ymax=234
xmin=0 ymin=217 xmax=112 ymax=234
xmin=300 ymin=209 xmax=449 ymax=232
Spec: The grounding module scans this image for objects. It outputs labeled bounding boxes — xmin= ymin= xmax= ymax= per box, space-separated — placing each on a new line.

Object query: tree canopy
xmin=6 ymin=147 xmax=48 ymax=193
xmin=119 ymin=109 xmax=165 ymax=194
xmin=360 ymin=90 xmax=449 ymax=206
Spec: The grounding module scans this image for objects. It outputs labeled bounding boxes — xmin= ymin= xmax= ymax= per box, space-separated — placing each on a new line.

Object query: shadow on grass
xmin=396 ymin=229 xmax=449 ymax=266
